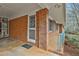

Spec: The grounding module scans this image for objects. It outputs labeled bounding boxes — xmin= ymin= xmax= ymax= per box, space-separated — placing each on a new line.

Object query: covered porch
xmin=0 ymin=3 xmax=65 ymax=55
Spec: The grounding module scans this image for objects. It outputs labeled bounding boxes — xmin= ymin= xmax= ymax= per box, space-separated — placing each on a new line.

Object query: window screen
xmin=29 ymin=15 xmax=35 ymax=28
xmin=29 ymin=30 xmax=35 ymax=40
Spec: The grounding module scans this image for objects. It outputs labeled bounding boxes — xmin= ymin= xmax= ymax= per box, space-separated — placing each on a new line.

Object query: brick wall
xmin=36 ymin=8 xmax=48 ymax=50
xmin=9 ymin=15 xmax=28 ymax=42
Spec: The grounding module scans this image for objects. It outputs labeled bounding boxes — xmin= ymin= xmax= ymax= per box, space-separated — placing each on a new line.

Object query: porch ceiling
xmin=0 ymin=3 xmax=41 ymax=19
xmin=0 ymin=3 xmax=65 ymax=24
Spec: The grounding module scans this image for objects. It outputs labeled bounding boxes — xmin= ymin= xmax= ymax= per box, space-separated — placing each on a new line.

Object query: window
xmin=48 ymin=19 xmax=57 ymax=32
xmin=49 ymin=19 xmax=53 ymax=31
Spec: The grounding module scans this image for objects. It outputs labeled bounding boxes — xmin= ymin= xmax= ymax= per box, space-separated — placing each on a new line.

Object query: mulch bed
xmin=63 ymin=41 xmax=79 ymax=56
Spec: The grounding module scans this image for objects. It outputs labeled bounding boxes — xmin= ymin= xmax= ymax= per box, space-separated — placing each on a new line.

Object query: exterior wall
xmin=48 ymin=22 xmax=60 ymax=51
xmin=9 ymin=15 xmax=28 ymax=42
xmin=48 ymin=23 xmax=64 ymax=53
xmin=50 ymin=3 xmax=65 ymax=24
xmin=48 ymin=31 xmax=59 ymax=51
xmin=36 ymin=8 xmax=48 ymax=50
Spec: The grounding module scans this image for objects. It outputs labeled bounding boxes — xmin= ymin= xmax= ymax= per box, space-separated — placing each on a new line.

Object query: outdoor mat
xmin=22 ymin=44 xmax=32 ymax=49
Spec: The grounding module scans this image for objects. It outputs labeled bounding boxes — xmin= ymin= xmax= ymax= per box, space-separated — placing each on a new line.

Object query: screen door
xmin=28 ymin=15 xmax=36 ymax=43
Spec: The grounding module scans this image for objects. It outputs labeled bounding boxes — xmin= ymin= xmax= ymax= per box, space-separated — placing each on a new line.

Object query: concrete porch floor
xmin=0 ymin=38 xmax=59 ymax=56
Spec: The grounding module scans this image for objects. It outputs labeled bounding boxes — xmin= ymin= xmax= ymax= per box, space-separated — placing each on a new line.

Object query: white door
xmin=28 ymin=15 xmax=36 ymax=43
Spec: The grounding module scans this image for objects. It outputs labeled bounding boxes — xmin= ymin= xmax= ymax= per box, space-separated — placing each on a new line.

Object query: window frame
xmin=48 ymin=18 xmax=57 ymax=32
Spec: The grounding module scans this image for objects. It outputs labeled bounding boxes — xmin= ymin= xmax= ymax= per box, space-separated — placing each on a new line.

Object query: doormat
xmin=22 ymin=44 xmax=32 ymax=49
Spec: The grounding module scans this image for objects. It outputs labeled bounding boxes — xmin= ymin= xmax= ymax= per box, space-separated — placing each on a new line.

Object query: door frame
xmin=27 ymin=14 xmax=36 ymax=43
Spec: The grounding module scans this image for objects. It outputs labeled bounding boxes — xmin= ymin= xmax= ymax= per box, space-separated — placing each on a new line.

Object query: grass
xmin=65 ymin=32 xmax=79 ymax=49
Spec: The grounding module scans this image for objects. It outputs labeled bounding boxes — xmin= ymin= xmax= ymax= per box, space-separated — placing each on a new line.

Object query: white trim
xmin=49 ymin=31 xmax=53 ymax=32
xmin=28 ymin=39 xmax=35 ymax=43
xmin=27 ymin=15 xmax=29 ymax=42
xmin=49 ymin=16 xmax=53 ymax=20
xmin=29 ymin=28 xmax=35 ymax=30
xmin=47 ymin=12 xmax=48 ymax=50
